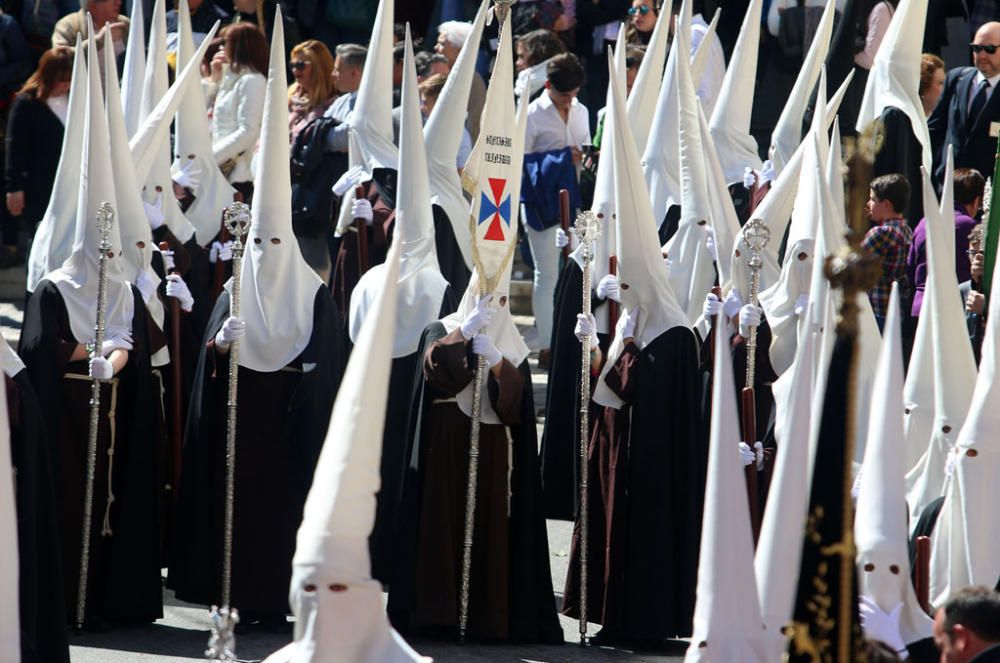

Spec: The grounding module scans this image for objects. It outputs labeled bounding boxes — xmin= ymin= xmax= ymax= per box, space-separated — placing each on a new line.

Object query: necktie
xmin=969 ymin=79 xmax=990 ymax=121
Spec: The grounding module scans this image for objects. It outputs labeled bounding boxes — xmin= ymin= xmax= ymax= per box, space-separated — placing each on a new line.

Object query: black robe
xmin=8 ymin=369 xmax=70 ymax=662
xmin=432 ymin=204 xmax=472 ymax=299
xmin=18 ymin=281 xmax=163 ymax=625
xmin=388 ymin=322 xmax=563 ymax=644
xmin=169 ymin=286 xmax=343 ymax=617
xmin=369 ymin=287 xmax=458 ymax=586
xmin=562 ymin=326 xmax=704 ymax=645
xmin=870 ymin=106 xmax=924 ymax=227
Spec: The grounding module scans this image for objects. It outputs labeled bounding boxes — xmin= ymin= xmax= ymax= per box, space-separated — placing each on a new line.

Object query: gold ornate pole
xmin=76 ymin=201 xmax=115 ymax=630
xmin=207 ymin=201 xmax=249 ymax=661
xmin=459 ymin=0 xmax=515 ymax=645
xmin=574 ymin=211 xmax=601 ymax=646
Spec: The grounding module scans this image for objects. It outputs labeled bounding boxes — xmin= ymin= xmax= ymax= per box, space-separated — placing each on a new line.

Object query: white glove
xmin=858 ymin=596 xmax=907 ymax=658
xmin=100 ymin=330 xmax=133 ymax=357
xmin=555 ymin=227 xmax=579 ymax=250
xmin=945 ymin=445 xmax=961 ymax=480
xmin=574 ymin=313 xmax=598 ymax=346
xmin=760 ymin=159 xmax=776 ymax=184
xmin=135 ymin=270 xmax=159 ymax=304
xmin=743 ymin=166 xmax=757 ymax=190
xmin=173 ymin=160 xmax=202 ymax=190
xmin=705 ymin=226 xmax=718 ymax=262
xmin=597 ymin=274 xmax=621 ymax=303
xmin=472 ymin=334 xmax=503 ymax=368
xmin=351 ymin=198 xmax=374 ymax=225
xmin=794 ymin=293 xmax=809 ymax=317
xmin=165 ymin=274 xmax=195 ymax=312
xmin=739 ymin=441 xmax=755 ymax=466
xmin=209 ymin=240 xmax=234 ymax=264
xmin=738 ymin=304 xmax=762 ymax=338
xmin=622 ymin=307 xmax=640 ymax=340
xmin=215 ymin=316 xmax=246 ymax=349
xmin=331 ymin=165 xmax=368 ymax=197
xmin=703 ymin=292 xmax=722 ymax=320
xmin=143 ymin=193 xmax=166 ymax=230
xmin=89 ymin=356 xmax=113 ymax=380
xmin=460 ymin=295 xmax=494 ymax=340
xmin=753 ymin=441 xmax=764 ymax=469
xmin=722 ymin=289 xmax=744 ymax=320
xmin=663 ymin=256 xmax=672 ymax=277
xmin=160 ymin=248 xmax=176 ymax=273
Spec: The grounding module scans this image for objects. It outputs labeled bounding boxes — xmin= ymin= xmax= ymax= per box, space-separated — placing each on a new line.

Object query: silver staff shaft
xmin=459 ymin=347 xmax=486 ymax=644
xmin=742 ymin=219 xmax=770 ymax=389
xmin=76 ymin=201 xmax=115 ymax=630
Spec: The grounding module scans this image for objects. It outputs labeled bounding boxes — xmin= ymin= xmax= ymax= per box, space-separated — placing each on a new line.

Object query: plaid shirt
xmin=863 ymin=218 xmax=913 ymax=324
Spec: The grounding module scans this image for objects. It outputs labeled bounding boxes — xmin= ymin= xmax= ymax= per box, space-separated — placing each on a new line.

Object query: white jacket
xmin=206 ymin=65 xmax=266 ymax=184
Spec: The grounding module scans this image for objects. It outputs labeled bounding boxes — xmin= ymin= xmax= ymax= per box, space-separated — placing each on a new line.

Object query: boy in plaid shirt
xmin=863 ymin=173 xmax=914 ymax=329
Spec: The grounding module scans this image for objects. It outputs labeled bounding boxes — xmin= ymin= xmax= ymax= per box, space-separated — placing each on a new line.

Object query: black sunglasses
xmin=970 ymin=43 xmax=999 ymax=55
xmin=289 ymin=60 xmax=308 ymax=71
xmin=628 ymin=4 xmax=651 ymax=15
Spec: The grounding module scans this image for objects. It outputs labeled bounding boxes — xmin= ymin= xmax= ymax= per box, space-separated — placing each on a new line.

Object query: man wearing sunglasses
xmin=928 ymin=22 xmax=1000 ymax=188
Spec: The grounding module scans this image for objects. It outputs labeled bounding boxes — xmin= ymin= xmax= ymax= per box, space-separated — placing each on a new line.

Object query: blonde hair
xmin=287 ymin=39 xmax=336 ymax=111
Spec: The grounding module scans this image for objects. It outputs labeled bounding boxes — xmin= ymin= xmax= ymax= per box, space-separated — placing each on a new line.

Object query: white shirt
xmin=691 ymin=13 xmax=726 ymax=120
xmin=524 ymin=91 xmax=591 ymax=155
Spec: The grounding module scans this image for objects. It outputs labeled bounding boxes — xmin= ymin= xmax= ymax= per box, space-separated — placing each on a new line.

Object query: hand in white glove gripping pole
xmin=215 ymin=316 xmax=246 ymax=350
xmin=574 ymin=313 xmax=599 ymax=346
xmin=858 ymin=596 xmax=907 ymax=658
xmin=173 ymin=159 xmax=202 ymax=190
xmin=722 ymin=288 xmax=744 ymax=320
xmin=143 ymin=193 xmax=166 ymax=231
xmin=704 ymin=226 xmax=718 ymax=262
xmin=209 ymin=240 xmax=234 ymax=264
xmin=738 ymin=304 xmax=762 ymax=338
xmin=472 ymin=334 xmax=503 ymax=368
xmin=597 ymin=274 xmax=621 ymax=303
xmin=703 ymin=292 xmax=722 ymax=320
xmin=460 ymin=295 xmax=494 ymax=340
xmin=555 ymin=227 xmax=579 ymax=250
xmin=331 ymin=165 xmax=369 ymax=197
xmin=89 ymin=356 xmax=113 ymax=380
xmin=738 ymin=441 xmax=765 ymax=469
xmin=165 ymin=274 xmax=195 ymax=312
xmin=351 ymin=198 xmax=374 ymax=226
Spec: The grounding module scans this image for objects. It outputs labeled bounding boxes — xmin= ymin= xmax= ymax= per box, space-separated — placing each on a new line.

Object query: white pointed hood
xmin=172 ymin=0 xmax=234 ymax=246
xmin=755 ymin=315 xmax=818 ymax=660
xmin=281 ymin=235 xmax=427 ymax=663
xmin=104 ymin=30 xmax=165 ymax=333
xmin=929 ymin=210 xmax=1000 ymax=607
xmin=626 ymin=1 xmax=670 ymax=150
xmin=593 ymin=56 xmax=690 ymax=410
xmin=697 ymin=103 xmax=741 ymax=290
xmin=665 ymin=0 xmax=715 ymax=325
xmin=906 ymin=152 xmax=977 ymax=527
xmin=45 ymin=17 xmax=133 ymax=346
xmin=424 ymin=0 xmax=488 ymax=273
xmin=350 ymin=27 xmax=449 ymax=359
xmin=0 ymin=373 xmax=16 ymax=663
xmin=768 ymin=0 xmax=836 ymax=176
xmin=120 ymin=0 xmax=145 ymax=138
xmin=233 ymin=10 xmax=323 ymax=373
xmin=685 ymin=309 xmax=768 ymax=663
xmin=0 ymin=336 xmax=24 ymax=378
xmin=27 ymin=35 xmax=86 ymax=293
xmin=137 ymin=0 xmax=196 ymax=243
xmin=689 ymin=7 xmax=720 ymax=84
xmin=709 ymin=0 xmax=763 ymax=185
xmin=349 ymin=0 xmax=397 ymax=173
xmin=855 ymin=0 xmax=932 ymax=173
xmin=855 ymin=282 xmax=934 ymax=646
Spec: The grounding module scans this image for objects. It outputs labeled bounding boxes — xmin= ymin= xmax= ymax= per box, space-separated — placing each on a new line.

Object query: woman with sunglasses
xmin=624 ymin=0 xmax=657 ymax=46
xmin=287 ymin=39 xmax=336 ymax=144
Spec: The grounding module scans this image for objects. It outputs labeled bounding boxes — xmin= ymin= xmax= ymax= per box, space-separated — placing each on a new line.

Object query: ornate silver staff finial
xmin=223 ymin=202 xmax=251 ymax=249
xmin=492 ymin=0 xmax=515 ymax=24
xmin=743 ymin=217 xmax=770 ymax=390
xmin=205 ymin=605 xmax=239 ymax=661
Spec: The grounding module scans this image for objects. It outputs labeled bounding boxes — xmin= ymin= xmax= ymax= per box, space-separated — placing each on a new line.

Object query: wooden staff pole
xmin=159 ymin=242 xmax=184 ymax=501
xmin=355 ymin=185 xmax=370 ymax=276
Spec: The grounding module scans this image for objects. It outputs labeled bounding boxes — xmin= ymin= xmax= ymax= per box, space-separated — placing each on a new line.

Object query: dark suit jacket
xmin=929 ymin=67 xmax=1000 ymax=186
xmin=971 ymin=644 xmax=1000 ymax=662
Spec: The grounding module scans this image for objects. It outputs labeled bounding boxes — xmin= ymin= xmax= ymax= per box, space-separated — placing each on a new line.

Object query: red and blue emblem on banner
xmin=478 ymin=177 xmax=511 ymax=242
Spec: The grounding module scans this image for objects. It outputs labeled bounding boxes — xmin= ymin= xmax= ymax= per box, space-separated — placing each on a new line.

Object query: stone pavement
xmin=0 ymin=300 xmax=687 ymax=662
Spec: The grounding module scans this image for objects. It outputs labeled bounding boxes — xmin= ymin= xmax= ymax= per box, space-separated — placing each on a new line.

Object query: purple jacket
xmin=906 ymin=206 xmax=977 ymax=316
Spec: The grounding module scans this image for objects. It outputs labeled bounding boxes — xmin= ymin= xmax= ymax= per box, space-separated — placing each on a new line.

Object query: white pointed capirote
xmin=27 ymin=34 xmax=86 ymax=294
xmin=710 ymin=0 xmax=763 ymax=185
xmin=906 ymin=152 xmax=977 ymax=528
xmin=45 ymin=17 xmax=133 ymax=346
xmin=768 ymin=0 xmax=836 ymax=176
xmin=689 ymin=7 xmax=720 ymax=84
xmin=137 ymin=0 xmax=196 ymax=243
xmin=424 ymin=0 xmax=488 ymax=273
xmin=855 ymin=282 xmax=934 ymax=646
xmin=855 ymin=0 xmax=932 ymax=173
xmin=120 ymin=0 xmax=146 ymax=138
xmin=665 ymin=0 xmax=715 ymax=325
xmin=273 ymin=235 xmax=427 ymax=662
xmin=234 ymin=9 xmax=323 ymax=374
xmin=755 ymin=320 xmax=817 ymax=660
xmin=0 ymin=373 xmax=16 ymax=663
xmin=697 ymin=103 xmax=741 ymax=290
xmin=593 ymin=52 xmax=690 ymax=410
xmin=929 ymin=215 xmax=1000 ymax=608
xmin=172 ymin=0 xmax=234 ymax=246
xmin=103 ymin=29 xmax=165 ymax=338
xmin=350 ymin=27 xmax=449 ymax=359
xmin=685 ymin=308 xmax=768 ymax=663
xmin=729 ymin=70 xmax=854 ymax=305
xmin=626 ymin=0 xmax=670 ymax=150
